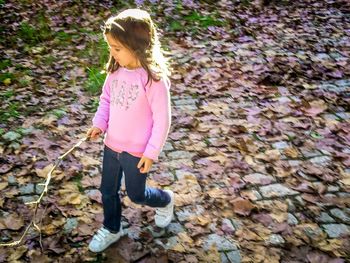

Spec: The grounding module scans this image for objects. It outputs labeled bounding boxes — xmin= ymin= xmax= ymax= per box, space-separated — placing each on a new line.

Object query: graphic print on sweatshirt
xmin=110 ymin=79 xmax=140 ymax=110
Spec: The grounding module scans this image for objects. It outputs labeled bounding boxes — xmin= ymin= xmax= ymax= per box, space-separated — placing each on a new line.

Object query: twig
xmin=0 ymin=136 xmax=89 ymax=247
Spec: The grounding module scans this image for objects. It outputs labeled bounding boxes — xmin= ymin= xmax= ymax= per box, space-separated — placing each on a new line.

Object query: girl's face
xmin=105 ymin=34 xmax=141 ymax=69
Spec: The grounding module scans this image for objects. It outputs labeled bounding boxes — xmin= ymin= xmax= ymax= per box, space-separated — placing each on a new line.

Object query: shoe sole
xmin=88 ymin=230 xmax=124 ymax=253
xmin=155 ymin=190 xmax=174 ymax=228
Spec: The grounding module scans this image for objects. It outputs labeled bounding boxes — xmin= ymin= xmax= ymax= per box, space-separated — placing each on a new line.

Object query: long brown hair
xmin=101 ymin=9 xmax=170 ymax=87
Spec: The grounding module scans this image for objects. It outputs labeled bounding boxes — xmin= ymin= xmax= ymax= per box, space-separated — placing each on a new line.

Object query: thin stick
xmin=0 ymin=136 xmax=89 ymax=247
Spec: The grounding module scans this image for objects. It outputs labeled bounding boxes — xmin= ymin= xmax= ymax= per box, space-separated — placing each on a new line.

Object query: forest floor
xmin=0 ymin=0 xmax=349 ymax=262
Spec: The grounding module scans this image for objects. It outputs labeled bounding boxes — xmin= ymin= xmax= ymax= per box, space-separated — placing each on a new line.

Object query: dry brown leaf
xmin=42 ymin=218 xmax=65 ymax=235
xmin=7 ymin=246 xmax=28 ymax=261
xmin=79 ymin=155 xmax=100 ymax=168
xmin=0 ymin=213 xmax=24 ymax=230
xmin=255 ymin=149 xmax=281 ymax=162
xmin=0 ymin=182 xmax=8 ymax=190
xmin=207 ymin=188 xmax=224 ymax=199
xmin=283 ymin=146 xmax=300 ymax=158
xmin=35 ymin=164 xmax=63 ymax=179
xmin=232 ymin=198 xmax=254 ymax=216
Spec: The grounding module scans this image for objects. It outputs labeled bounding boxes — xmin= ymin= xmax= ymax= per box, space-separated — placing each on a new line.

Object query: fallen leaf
xmin=231 ymin=198 xmax=254 ymax=216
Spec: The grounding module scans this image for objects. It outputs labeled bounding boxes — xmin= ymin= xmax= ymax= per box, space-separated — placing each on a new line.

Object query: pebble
xmin=287 ymin=213 xmax=299 ymax=225
xmin=286 ymin=198 xmax=296 ymax=212
xmin=226 ymin=250 xmax=242 ymax=263
xmin=7 ymin=175 xmax=17 ymax=185
xmin=259 ymin=184 xmax=299 ymax=198
xmin=266 ymin=234 xmax=285 ymax=245
xmin=163 ymin=142 xmax=174 ymax=151
xmin=222 ymin=218 xmax=236 ymax=233
xmin=317 ymin=212 xmax=335 ymax=223
xmin=63 ymin=218 xmax=78 ymax=234
xmin=167 ymin=150 xmax=196 ymax=160
xmin=272 ymin=141 xmax=289 ymax=150
xmin=243 ymin=173 xmax=275 ymax=185
xmin=322 ymin=224 xmax=350 ymax=238
xmin=19 ymin=184 xmax=35 ymax=195
xmin=309 ymin=156 xmax=332 ymax=165
xmin=166 ymin=222 xmax=185 ymax=235
xmin=203 ymin=234 xmax=237 ymax=251
xmin=330 ymin=208 xmax=350 ymax=223
xmin=19 ymin=195 xmax=39 ymax=203
xmin=35 ymin=183 xmax=45 ymax=194
xmin=327 ymin=185 xmax=340 ymax=192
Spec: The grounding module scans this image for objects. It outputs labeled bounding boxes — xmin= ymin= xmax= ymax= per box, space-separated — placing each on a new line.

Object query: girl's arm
xmin=144 ymin=77 xmax=171 ymax=161
xmin=92 ymin=74 xmax=111 ymax=132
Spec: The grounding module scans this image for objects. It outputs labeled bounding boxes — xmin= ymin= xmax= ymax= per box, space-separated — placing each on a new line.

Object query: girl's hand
xmin=86 ymin=127 xmax=102 ymax=140
xmin=137 ymin=156 xmax=154 ymax=174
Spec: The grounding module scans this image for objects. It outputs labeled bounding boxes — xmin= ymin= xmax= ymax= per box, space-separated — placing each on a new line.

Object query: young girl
xmin=86 ymin=8 xmax=174 ymax=253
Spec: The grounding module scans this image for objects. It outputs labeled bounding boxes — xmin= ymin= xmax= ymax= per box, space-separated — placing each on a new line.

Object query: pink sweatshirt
xmin=92 ymin=66 xmax=171 ymax=161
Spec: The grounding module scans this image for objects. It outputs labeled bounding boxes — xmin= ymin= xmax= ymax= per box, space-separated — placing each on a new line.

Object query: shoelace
xmin=94 ymin=228 xmax=110 ymax=242
xmin=156 ymin=206 xmax=170 ymax=218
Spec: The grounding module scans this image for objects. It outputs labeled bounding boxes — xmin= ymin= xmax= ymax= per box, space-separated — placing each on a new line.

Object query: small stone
xmin=230 ymin=219 xmax=243 ymax=231
xmin=302 ymin=224 xmax=324 ymax=240
xmin=19 ymin=184 xmax=35 ymax=195
xmin=317 ymin=212 xmax=335 ymax=223
xmin=35 ymin=184 xmax=45 ymax=194
xmin=309 ymin=156 xmax=332 ymax=165
xmin=335 ymin=112 xmax=350 ymax=120
xmin=167 ymin=222 xmax=185 ymax=235
xmin=322 ymin=114 xmax=339 ymax=120
xmin=163 ymin=142 xmax=174 ymax=151
xmin=63 ymin=218 xmax=78 ymax=234
xmin=203 ymin=234 xmax=237 ymax=251
xmin=259 ymin=184 xmax=299 ymax=198
xmin=296 ymin=170 xmax=317 ymax=181
xmin=287 ymin=213 xmax=299 ymax=225
xmin=166 ymin=159 xmax=194 ymax=169
xmin=288 ymin=160 xmax=302 ymax=167
xmin=330 ymin=208 xmax=350 ymax=223
xmin=327 ymin=185 xmax=340 ymax=192
xmin=266 ymin=234 xmax=285 ymax=245
xmin=167 ymin=150 xmax=196 ymax=160
xmin=338 ymin=192 xmax=350 ymax=198
xmin=226 ymin=250 xmax=241 ymax=263
xmin=221 ymin=253 xmax=229 ymax=263
xmin=286 ymin=198 xmax=296 ymax=212
xmin=173 ymin=98 xmax=198 ymax=106
xmin=272 ymin=141 xmax=289 ymax=150
xmin=301 ymin=149 xmax=321 ymax=158
xmin=322 ymin=224 xmax=350 ymax=238
xmin=176 ymin=206 xmax=203 ymax=222
xmin=243 ymin=173 xmax=275 ymax=185
xmin=222 ymin=218 xmax=236 ymax=233
xmin=19 ymin=195 xmax=39 ymax=203
xmin=7 ymin=175 xmax=17 ymax=185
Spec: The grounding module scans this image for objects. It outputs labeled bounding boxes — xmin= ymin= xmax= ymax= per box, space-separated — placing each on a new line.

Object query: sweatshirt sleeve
xmin=92 ymin=74 xmax=111 ymax=132
xmin=143 ymin=77 xmax=172 ymax=161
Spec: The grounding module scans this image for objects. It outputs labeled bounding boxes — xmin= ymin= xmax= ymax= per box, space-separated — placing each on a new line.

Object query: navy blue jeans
xmin=99 ymin=145 xmax=171 ymax=233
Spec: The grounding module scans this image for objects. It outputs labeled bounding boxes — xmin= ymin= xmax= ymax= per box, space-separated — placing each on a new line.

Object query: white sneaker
xmin=88 ymin=226 xmax=123 ymax=253
xmin=155 ymin=190 xmax=174 ymax=228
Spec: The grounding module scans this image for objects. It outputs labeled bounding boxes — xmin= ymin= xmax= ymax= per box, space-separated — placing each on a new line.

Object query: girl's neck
xmin=124 ymin=60 xmax=142 ymax=70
